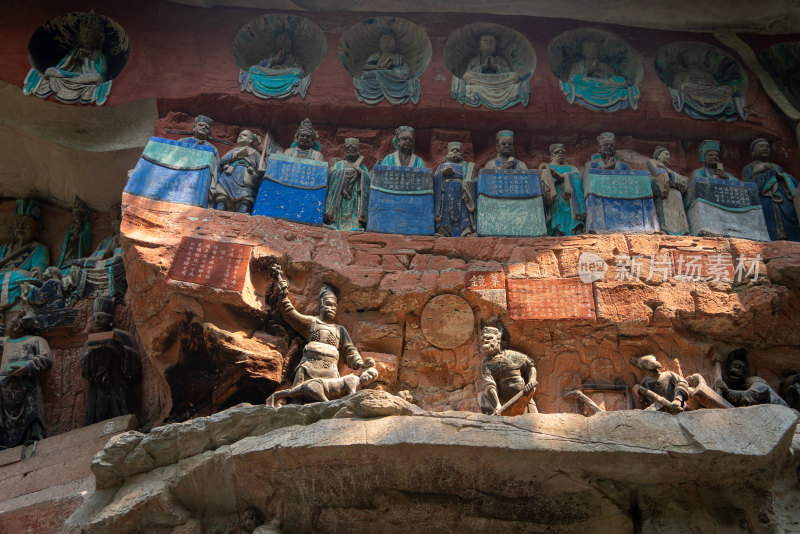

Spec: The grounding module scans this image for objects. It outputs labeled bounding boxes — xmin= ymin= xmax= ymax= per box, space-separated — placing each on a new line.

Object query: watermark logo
xmin=578 ymin=252 xmax=609 ymax=283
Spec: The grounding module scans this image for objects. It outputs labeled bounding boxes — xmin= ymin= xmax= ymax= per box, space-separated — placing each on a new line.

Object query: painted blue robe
xmin=0 ymin=242 xmax=49 ymax=308
xmin=433 ymin=161 xmax=476 ymax=237
xmin=23 ymin=48 xmax=112 ymax=105
xmin=354 ymin=53 xmax=420 ymax=105
xmin=742 ymin=162 xmax=800 ymax=241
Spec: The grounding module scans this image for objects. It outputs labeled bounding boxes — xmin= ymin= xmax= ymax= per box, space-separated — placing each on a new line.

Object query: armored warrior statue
xmin=478 ymin=325 xmax=537 ymax=415
xmin=630 ymin=354 xmax=689 ymax=414
xmin=716 ymin=349 xmax=788 ymax=408
xmin=271 ymin=265 xmax=364 ymax=387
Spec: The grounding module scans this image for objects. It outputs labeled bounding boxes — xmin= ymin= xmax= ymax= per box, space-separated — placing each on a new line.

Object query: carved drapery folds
xmin=655 ymin=41 xmax=748 ymax=121
xmin=444 ymin=22 xmax=536 ymax=110
xmin=338 ymin=17 xmax=431 ymax=105
xmin=548 ymin=28 xmax=643 ymax=113
xmin=233 ymin=14 xmax=327 ymax=100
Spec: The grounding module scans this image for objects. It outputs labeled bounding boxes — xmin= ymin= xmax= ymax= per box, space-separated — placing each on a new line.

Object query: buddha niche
xmin=353 ymin=31 xmax=421 ymax=105
xmin=239 ymin=32 xmax=309 ymax=100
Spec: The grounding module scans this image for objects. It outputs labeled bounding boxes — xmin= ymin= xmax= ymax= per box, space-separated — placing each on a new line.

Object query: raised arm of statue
xmin=270 ymin=264 xmax=313 ymax=338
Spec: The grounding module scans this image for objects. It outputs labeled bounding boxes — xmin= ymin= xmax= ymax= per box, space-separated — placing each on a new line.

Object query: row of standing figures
xmin=264 ymin=264 xmax=800 ymax=416
xmin=184 ymin=115 xmax=800 ymax=242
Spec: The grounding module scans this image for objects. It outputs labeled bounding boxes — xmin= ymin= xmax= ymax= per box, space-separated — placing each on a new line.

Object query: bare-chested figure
xmin=266 ymin=358 xmax=378 ymax=407
xmin=478 ymin=326 xmax=537 ymax=415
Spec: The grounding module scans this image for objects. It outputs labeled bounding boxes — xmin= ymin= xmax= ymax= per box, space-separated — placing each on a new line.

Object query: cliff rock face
xmin=121 ymin=193 xmax=800 ymax=420
xmin=63 ymin=391 xmax=800 ymax=533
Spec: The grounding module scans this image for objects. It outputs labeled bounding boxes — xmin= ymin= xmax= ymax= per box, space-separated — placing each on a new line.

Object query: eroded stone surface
xmin=64 ymin=393 xmax=800 ymax=533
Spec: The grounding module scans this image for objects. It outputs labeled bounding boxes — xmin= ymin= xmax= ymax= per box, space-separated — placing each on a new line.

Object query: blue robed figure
xmin=433 ymin=142 xmax=477 ymax=237
xmin=743 ymin=138 xmax=800 ymax=242
xmin=0 ymin=200 xmax=50 ymax=309
xmin=561 ymin=41 xmax=639 ymax=112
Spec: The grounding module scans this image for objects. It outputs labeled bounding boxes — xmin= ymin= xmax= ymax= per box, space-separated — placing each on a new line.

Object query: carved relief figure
xmin=266 ymin=358 xmax=378 ymax=407
xmin=0 ymin=316 xmax=52 ymax=448
xmin=483 ymin=130 xmax=528 ymax=170
xmin=379 ymin=126 xmax=425 ymax=168
xmin=57 ymin=196 xmax=91 ymax=271
xmin=690 ymin=140 xmax=737 ymax=181
xmin=23 ymin=11 xmax=113 ymax=105
xmin=179 ymin=115 xmax=219 ymax=159
xmin=0 ymin=200 xmax=49 ymax=309
xmin=354 ymin=31 xmax=421 ymax=105
xmin=478 ymin=325 xmax=537 ymax=415
xmin=716 ymin=349 xmax=788 ymax=408
xmin=283 ymin=118 xmax=324 ymax=162
xmin=80 ymin=297 xmax=141 ymax=425
xmin=630 ymin=354 xmax=689 ymax=414
xmin=585 ymin=132 xmax=631 ymax=172
xmin=647 ymin=147 xmax=689 ymax=235
xmin=240 ymin=32 xmax=309 ymax=100
xmin=451 ymin=31 xmax=530 ymax=110
xmin=271 ymin=265 xmax=364 ymax=388
xmin=742 ymin=138 xmax=800 ymax=241
xmin=325 ymin=138 xmax=370 ymax=231
xmin=660 ymin=45 xmax=748 ymax=121
xmin=539 ymin=143 xmax=585 ymax=235
xmin=70 ymin=204 xmax=127 ymax=303
xmin=433 ymin=142 xmax=477 ymax=237
xmin=212 ymin=130 xmax=265 ymax=213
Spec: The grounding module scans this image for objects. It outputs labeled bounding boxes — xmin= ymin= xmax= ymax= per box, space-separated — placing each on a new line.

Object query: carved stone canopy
xmin=231 ymin=13 xmax=327 ymax=75
xmin=654 ymin=41 xmax=748 ymax=93
xmin=337 ymin=16 xmax=432 ymax=78
xmin=443 ymin=22 xmax=536 ymax=80
xmin=547 ymin=27 xmax=643 ymax=85
xmin=26 ymin=11 xmax=130 ymax=79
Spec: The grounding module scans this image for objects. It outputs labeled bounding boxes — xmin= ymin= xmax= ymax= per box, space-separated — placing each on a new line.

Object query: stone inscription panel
xmin=252 ymin=155 xmax=328 ymax=225
xmin=168 ymin=237 xmax=252 ymax=291
xmin=465 ymin=271 xmax=505 ymax=290
xmin=688 ymin=177 xmax=760 ymax=209
xmin=367 ymin=166 xmax=434 ymax=235
xmin=506 ymin=278 xmax=595 ymax=320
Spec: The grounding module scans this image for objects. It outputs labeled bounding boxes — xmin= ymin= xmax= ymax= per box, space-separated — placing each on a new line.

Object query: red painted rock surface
xmin=122 ymin=192 xmax=800 ymax=418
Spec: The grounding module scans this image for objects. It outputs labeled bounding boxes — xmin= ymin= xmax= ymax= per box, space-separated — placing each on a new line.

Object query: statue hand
xmin=665 ymin=399 xmax=684 ymax=415
xmin=441 ymin=166 xmax=455 ymax=177
xmin=501 ymin=160 xmax=515 ymax=170
xmin=715 ymin=379 xmax=728 ymax=393
xmin=522 ymin=381 xmax=536 ymax=395
xmin=712 ymin=168 xmax=727 ymax=179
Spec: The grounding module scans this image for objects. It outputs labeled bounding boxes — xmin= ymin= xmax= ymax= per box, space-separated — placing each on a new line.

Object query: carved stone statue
xmin=691 ymin=140 xmax=737 ymax=181
xmin=325 ymin=138 xmax=370 ymax=231
xmin=354 ymin=31 xmax=421 ymax=105
xmin=23 ymin=11 xmax=113 ymax=105
xmin=21 ymin=266 xmax=72 ymax=312
xmin=539 ymin=143 xmax=584 ymax=235
xmin=780 ymin=372 xmax=800 ymax=412
xmin=271 ymin=265 xmax=364 ymax=388
xmin=266 ymin=357 xmax=378 ymax=407
xmin=179 ymin=115 xmax=218 ymax=158
xmin=478 ymin=325 xmax=537 ymax=415
xmin=80 ymin=297 xmax=141 ymax=425
xmin=669 ymin=48 xmax=747 ymax=121
xmin=379 ymin=126 xmax=425 ymax=168
xmin=433 ymin=142 xmax=477 ymax=237
xmin=88 ymin=204 xmax=122 ymax=261
xmin=0 ymin=200 xmax=49 ymax=309
xmin=630 ymin=354 xmax=689 ymax=414
xmin=742 ymin=138 xmax=800 ymax=241
xmin=716 ymin=349 xmax=788 ymax=408
xmin=584 ymin=132 xmax=631 ymax=172
xmin=70 ymin=204 xmax=127 ymax=303
xmin=283 ymin=118 xmax=324 ymax=162
xmin=57 ymin=196 xmax=91 ymax=271
xmin=240 ymin=32 xmax=309 ymax=100
xmin=0 ymin=316 xmax=52 ymax=448
xmin=561 ymin=39 xmax=639 ymax=112
xmin=482 ymin=130 xmax=528 ymax=170
xmin=647 ymin=147 xmax=689 ymax=235
xmin=212 ymin=130 xmax=265 ymax=213
xmin=452 ymin=33 xmax=528 ymax=110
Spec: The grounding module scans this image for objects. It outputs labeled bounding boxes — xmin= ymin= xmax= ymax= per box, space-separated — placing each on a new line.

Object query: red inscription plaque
xmin=465 ymin=271 xmax=505 ymax=290
xmin=168 ymin=237 xmax=252 ymax=291
xmin=505 ymin=278 xmax=595 ymax=321
xmin=671 ymin=250 xmax=734 ymax=280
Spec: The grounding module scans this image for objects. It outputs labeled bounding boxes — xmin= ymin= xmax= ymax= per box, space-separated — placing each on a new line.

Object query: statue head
xmin=596 ymin=132 xmax=616 ymax=158
xmin=344 ymin=137 xmax=360 ymax=160
xmin=549 ymin=143 xmax=566 ymax=164
xmin=295 ymin=118 xmax=318 ymax=151
xmin=72 ymin=196 xmax=90 ymax=226
xmin=653 ymin=146 xmax=671 ymax=166
xmin=379 ymin=32 xmax=396 ymax=54
xmin=479 ymin=34 xmax=497 ymax=56
xmin=193 ymin=115 xmax=213 ymax=141
xmin=5 ymin=316 xmax=24 ymax=339
xmin=750 ymin=138 xmax=771 ymax=160
xmin=480 ymin=326 xmax=503 ymax=358
xmin=237 ymin=129 xmax=257 ymax=149
xmin=394 ymin=125 xmax=415 ymax=155
xmin=360 ymin=357 xmax=379 ymax=386
xmin=241 ymin=508 xmax=266 ymax=532
xmin=495 ymin=130 xmax=515 ymax=158
xmin=697 ymin=139 xmax=721 ymax=166
xmin=12 ymin=199 xmax=43 ymax=246
xmin=681 ymin=49 xmax=702 ymax=69
xmin=725 ymin=349 xmax=749 ymax=382
xmin=78 ymin=11 xmax=104 ymax=50
xmin=92 ymin=296 xmax=115 ymax=332
xmin=630 ymin=354 xmax=662 ymax=373
xmin=446 ymin=142 xmax=463 ymax=163
xmin=318 ymin=283 xmax=338 ymax=322
xmin=581 ymin=40 xmax=599 ymax=60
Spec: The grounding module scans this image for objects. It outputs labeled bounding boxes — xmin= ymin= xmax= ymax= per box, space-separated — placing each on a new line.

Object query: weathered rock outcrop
xmin=63 ymin=391 xmax=800 ymax=533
